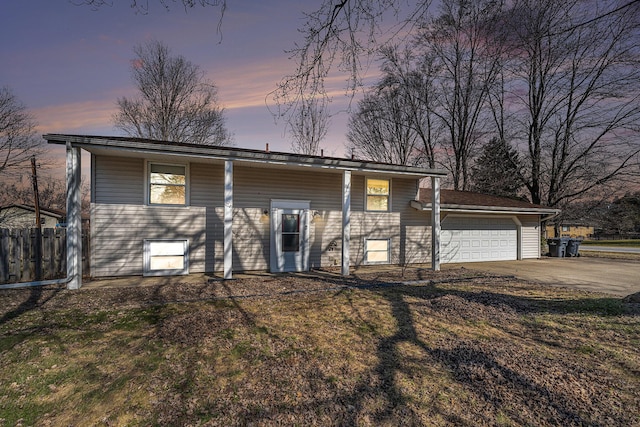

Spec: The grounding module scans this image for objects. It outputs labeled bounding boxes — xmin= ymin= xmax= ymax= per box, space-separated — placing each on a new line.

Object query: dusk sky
xmin=1 ymin=0 xmax=368 ymax=179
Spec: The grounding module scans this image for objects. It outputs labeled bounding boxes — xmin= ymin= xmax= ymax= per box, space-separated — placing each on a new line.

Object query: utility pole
xmin=31 ymin=156 xmax=41 ymax=228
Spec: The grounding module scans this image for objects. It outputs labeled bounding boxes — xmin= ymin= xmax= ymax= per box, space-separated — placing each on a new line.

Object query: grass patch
xmin=582 ymin=239 xmax=640 ymax=247
xmin=0 ymin=278 xmax=638 ymax=426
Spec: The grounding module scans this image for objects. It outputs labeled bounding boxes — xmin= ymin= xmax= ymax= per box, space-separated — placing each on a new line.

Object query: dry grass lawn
xmin=0 ymin=267 xmax=638 ymax=426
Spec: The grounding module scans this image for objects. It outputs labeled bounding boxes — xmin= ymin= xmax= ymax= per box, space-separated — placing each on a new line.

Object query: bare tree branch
xmin=113 ymin=40 xmax=233 ymax=145
xmin=0 ymin=87 xmax=44 ymax=178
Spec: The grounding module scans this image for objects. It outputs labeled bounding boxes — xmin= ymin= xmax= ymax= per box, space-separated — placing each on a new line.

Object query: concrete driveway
xmin=452 ymin=257 xmax=640 ymax=297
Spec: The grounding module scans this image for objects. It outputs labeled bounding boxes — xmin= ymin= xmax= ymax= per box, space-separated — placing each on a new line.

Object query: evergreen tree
xmin=470 ymin=137 xmax=523 ymax=199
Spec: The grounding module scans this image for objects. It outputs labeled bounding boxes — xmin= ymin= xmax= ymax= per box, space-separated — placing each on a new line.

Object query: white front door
xmin=270 ymin=200 xmax=310 ymax=272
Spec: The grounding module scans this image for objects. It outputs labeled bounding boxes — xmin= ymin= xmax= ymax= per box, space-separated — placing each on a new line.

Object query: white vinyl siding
xmin=520 ymin=216 xmax=541 ymax=259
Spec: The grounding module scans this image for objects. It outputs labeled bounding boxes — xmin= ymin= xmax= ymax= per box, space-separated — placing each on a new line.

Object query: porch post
xmin=224 ymin=160 xmax=233 ymax=279
xmin=431 ymin=176 xmax=441 ymax=271
xmin=341 ymin=170 xmax=351 ymax=276
xmin=65 ymin=142 xmax=82 ymax=289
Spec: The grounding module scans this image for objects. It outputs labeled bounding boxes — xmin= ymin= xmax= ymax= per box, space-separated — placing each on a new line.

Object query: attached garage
xmin=412 ymin=189 xmax=560 ymax=264
xmin=441 ymin=216 xmax=517 ymax=263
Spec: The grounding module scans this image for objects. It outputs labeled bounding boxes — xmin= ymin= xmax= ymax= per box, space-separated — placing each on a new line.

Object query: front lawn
xmin=1 ymin=271 xmax=638 ymax=426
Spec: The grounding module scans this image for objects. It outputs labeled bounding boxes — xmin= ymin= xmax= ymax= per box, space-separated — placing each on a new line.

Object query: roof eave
xmin=44 ymin=134 xmax=448 ymax=178
xmin=411 ymin=200 xmax=560 ymax=215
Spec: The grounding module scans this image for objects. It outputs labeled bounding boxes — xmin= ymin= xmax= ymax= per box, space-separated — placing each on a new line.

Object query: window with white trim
xmin=148 ymin=163 xmax=187 ymax=205
xmin=366 ymin=178 xmax=390 ymax=211
xmin=365 ymin=239 xmax=390 ymax=264
xmin=144 ymin=239 xmax=189 ymax=276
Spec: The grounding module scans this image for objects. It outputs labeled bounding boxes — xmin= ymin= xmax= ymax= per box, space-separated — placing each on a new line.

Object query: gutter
xmin=411 ymin=200 xmax=561 ymax=216
xmin=0 ymin=277 xmax=71 ymax=290
xmin=541 ymin=211 xmax=561 ymax=222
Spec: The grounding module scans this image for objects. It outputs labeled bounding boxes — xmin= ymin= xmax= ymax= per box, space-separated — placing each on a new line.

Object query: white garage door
xmin=441 ymin=216 xmax=517 ymax=263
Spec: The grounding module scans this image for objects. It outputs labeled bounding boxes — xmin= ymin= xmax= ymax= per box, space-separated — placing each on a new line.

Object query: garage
xmin=441 ymin=216 xmax=518 ymax=263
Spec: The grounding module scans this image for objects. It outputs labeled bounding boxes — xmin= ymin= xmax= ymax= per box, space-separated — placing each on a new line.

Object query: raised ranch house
xmin=44 ymin=134 xmax=559 ymax=290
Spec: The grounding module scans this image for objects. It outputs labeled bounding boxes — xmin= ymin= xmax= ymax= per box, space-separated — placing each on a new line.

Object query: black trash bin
xmin=548 ymin=238 xmax=568 ymax=257
xmin=566 ymin=238 xmax=582 ymax=257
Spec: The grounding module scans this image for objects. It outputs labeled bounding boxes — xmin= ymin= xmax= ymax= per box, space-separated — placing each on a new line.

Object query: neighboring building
xmin=0 ymin=204 xmax=64 ymax=228
xmin=545 ymin=223 xmax=595 ymax=240
xmin=44 ymin=134 xmax=559 ymax=289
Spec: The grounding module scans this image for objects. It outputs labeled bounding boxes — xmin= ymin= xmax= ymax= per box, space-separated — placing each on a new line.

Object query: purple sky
xmin=1 ymin=1 xmax=363 ymax=180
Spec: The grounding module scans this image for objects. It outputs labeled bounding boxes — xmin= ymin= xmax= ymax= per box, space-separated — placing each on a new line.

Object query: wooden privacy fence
xmin=0 ymin=228 xmax=90 ymax=284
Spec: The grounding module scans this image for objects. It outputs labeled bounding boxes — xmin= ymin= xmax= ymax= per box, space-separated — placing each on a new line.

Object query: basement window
xmin=144 ymin=239 xmax=189 ymax=276
xmin=365 ymin=239 xmax=390 ymax=264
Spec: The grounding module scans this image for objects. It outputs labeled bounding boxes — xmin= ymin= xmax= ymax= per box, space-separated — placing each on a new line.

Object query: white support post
xmin=431 ymin=176 xmax=441 ymax=271
xmin=341 ymin=170 xmax=351 ymax=276
xmin=65 ymin=142 xmax=82 ymax=289
xmin=224 ymin=160 xmax=233 ymax=279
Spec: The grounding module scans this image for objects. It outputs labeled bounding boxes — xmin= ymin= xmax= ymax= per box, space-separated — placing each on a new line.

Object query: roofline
xmin=410 ymin=200 xmax=561 ymax=215
xmin=1 ymin=204 xmax=65 ymax=218
xmin=44 ymin=134 xmax=448 ymax=178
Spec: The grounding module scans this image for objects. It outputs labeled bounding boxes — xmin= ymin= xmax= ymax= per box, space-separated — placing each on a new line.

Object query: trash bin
xmin=566 ymin=238 xmax=582 ymax=257
xmin=548 ymin=238 xmax=568 ymax=257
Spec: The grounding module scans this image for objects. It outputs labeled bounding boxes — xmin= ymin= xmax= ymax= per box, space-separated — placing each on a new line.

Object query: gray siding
xmin=94 ymin=156 xmax=144 ymax=204
xmin=92 ymin=159 xmax=220 ymax=277
xmin=91 ymin=156 xmax=429 ymax=276
xmin=91 ymin=204 xmax=207 ymax=276
xmin=190 ymin=163 xmax=225 ymax=271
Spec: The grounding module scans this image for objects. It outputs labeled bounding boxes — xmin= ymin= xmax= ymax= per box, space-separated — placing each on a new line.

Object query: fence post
xmin=0 ymin=229 xmax=9 ymax=283
xmin=33 ymin=228 xmax=43 ymax=281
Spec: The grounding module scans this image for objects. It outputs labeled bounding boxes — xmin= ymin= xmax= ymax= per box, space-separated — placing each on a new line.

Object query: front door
xmin=270 ymin=200 xmax=310 ymax=272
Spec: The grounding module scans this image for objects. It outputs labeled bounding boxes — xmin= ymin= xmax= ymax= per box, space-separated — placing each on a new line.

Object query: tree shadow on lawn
xmin=238 ymin=280 xmax=638 ymax=426
xmin=0 ymin=285 xmax=63 ymax=326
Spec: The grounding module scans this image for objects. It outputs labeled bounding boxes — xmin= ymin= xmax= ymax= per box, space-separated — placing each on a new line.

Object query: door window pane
xmin=282 ymin=214 xmax=299 ymax=233
xmin=282 ymin=234 xmax=300 ymax=252
xmin=282 ymin=214 xmax=300 ymax=252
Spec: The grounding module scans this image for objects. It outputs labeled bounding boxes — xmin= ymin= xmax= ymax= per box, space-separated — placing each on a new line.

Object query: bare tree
xmin=413 ymin=0 xmax=505 ymax=190
xmin=76 ymin=0 xmax=225 ymax=14
xmin=347 ymin=84 xmax=423 ymax=166
xmin=114 ymin=40 xmax=232 ymax=146
xmin=501 ymin=0 xmax=640 ymax=206
xmin=378 ymin=46 xmax=441 ymax=168
xmin=289 ymin=97 xmax=329 ymax=155
xmin=272 ymin=0 xmax=434 ymax=119
xmin=0 ymin=87 xmax=43 ymax=177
